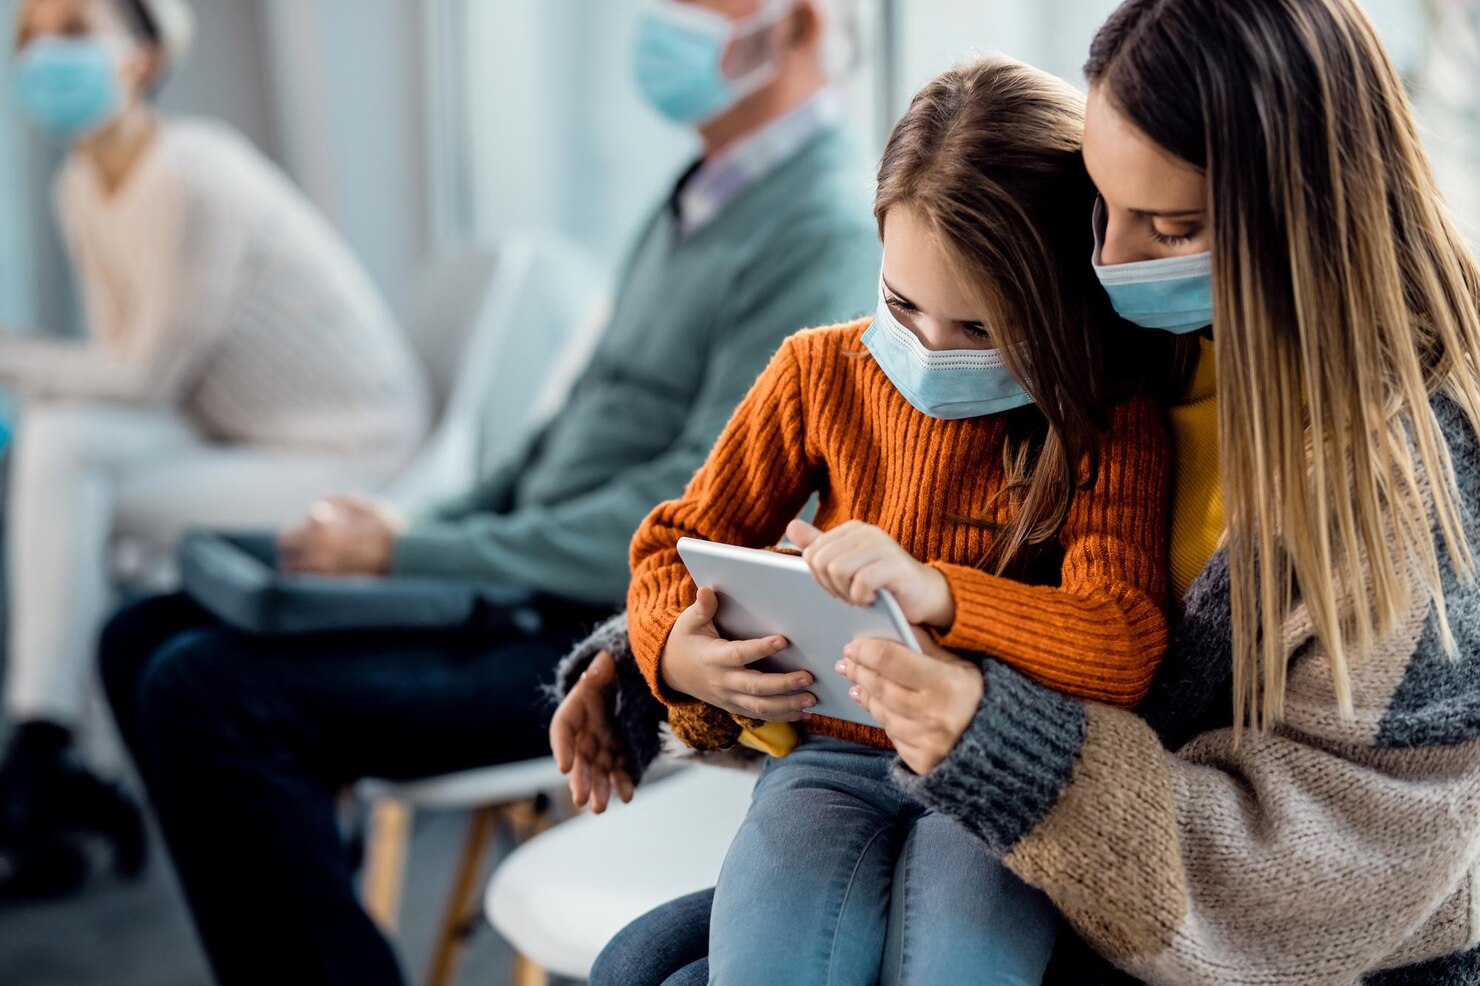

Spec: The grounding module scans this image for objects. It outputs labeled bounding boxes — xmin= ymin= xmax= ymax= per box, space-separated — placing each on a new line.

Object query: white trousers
xmin=4 ymin=400 xmax=409 ymax=725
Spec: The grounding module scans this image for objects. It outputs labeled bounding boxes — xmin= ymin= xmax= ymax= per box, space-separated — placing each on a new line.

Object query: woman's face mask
xmin=863 ymin=280 xmax=1035 ymax=421
xmin=11 ymin=35 xmax=125 ymax=141
xmin=1091 ymin=200 xmax=1213 ymax=334
xmin=632 ymin=0 xmax=794 ymax=126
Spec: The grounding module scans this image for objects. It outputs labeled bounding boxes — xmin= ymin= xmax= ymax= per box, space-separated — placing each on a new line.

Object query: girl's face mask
xmin=863 ymin=280 xmax=1035 ymax=421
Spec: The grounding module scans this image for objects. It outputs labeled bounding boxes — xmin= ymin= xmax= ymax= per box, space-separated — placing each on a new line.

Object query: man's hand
xmin=277 ymin=494 xmax=406 ymax=576
xmin=550 ymin=650 xmax=635 ymax=814
xmin=788 ymin=519 xmax=955 ymax=628
xmin=836 ymin=631 xmax=983 ymax=776
xmin=660 ymin=587 xmax=818 ymax=721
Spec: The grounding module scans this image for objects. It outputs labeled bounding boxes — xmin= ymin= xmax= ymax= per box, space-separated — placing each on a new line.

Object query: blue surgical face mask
xmin=11 ymin=36 xmax=123 ymax=141
xmin=1091 ymin=200 xmax=1214 ymax=334
xmin=632 ymin=0 xmax=792 ymax=126
xmin=862 ymin=285 xmax=1035 ymax=421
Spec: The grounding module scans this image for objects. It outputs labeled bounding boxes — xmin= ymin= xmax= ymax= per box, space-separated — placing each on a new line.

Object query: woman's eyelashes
xmin=1149 ymin=223 xmax=1203 ymax=248
xmin=960 ymin=322 xmax=991 ymax=342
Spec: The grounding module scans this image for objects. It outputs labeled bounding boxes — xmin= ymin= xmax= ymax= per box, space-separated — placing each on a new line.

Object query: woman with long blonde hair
xmin=550 ymin=0 xmax=1480 ymax=982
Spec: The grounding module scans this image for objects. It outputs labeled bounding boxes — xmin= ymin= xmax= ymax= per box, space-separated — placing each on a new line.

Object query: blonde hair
xmin=1088 ymin=0 xmax=1480 ymax=733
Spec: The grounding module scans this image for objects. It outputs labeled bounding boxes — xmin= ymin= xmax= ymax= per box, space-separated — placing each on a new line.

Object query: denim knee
xmin=591 ymin=889 xmax=715 ymax=986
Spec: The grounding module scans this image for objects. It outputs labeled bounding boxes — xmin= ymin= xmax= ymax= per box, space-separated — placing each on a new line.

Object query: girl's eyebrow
xmin=880 ymin=277 xmax=915 ymax=308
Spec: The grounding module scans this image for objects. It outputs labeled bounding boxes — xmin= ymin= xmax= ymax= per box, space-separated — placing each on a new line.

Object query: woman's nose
xmin=1098 ymin=213 xmax=1141 ymax=266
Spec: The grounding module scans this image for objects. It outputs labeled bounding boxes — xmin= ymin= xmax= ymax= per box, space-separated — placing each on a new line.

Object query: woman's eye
xmin=961 ymin=323 xmax=991 ymax=341
xmin=1150 ymin=227 xmax=1199 ymax=247
xmin=886 ymin=295 xmax=917 ymax=314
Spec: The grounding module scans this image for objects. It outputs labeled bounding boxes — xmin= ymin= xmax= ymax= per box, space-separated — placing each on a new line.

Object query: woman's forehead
xmin=17 ymin=0 xmax=122 ymax=42
xmin=1083 ymin=86 xmax=1206 ymax=214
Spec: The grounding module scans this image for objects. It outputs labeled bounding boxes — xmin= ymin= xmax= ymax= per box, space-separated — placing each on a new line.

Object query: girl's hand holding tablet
xmin=659 ymin=587 xmax=820 ymax=721
xmin=836 ymin=633 xmax=983 ymax=776
xmin=788 ymin=519 xmax=955 ymax=628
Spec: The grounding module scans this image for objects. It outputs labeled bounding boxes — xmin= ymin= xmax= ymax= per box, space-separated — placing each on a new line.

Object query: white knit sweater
xmin=0 ymin=119 xmax=429 ymax=455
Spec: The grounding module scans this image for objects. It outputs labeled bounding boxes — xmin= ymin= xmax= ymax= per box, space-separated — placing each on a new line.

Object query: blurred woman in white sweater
xmin=0 ymin=0 xmax=429 ymax=896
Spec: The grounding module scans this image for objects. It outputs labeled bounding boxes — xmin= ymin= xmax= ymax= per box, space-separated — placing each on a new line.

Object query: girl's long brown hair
xmin=1087 ymin=0 xmax=1480 ymax=733
xmin=875 ymin=56 xmax=1186 ymax=574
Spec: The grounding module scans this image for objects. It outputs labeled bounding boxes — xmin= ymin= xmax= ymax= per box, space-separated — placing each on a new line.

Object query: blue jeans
xmin=708 ymin=735 xmax=1057 ymax=986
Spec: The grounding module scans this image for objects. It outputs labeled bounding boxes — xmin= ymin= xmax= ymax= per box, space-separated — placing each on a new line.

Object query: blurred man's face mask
xmin=11 ymin=35 xmax=126 ymax=142
xmin=633 ymin=0 xmax=796 ymax=126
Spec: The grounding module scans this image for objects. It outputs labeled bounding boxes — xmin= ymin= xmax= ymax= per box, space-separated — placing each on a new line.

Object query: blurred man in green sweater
xmin=100 ymin=2 xmax=878 ymax=983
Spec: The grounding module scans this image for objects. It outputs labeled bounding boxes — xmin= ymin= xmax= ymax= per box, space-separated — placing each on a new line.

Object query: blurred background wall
xmin=1 ymin=0 xmax=1476 ymax=341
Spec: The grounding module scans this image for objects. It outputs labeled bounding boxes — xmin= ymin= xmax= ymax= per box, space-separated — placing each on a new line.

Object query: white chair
xmin=358 ymin=760 xmax=571 ymax=986
xmin=355 ymin=232 xmax=610 ymax=986
xmin=486 ymin=765 xmax=758 ymax=984
xmin=384 ymin=233 xmax=608 ymax=511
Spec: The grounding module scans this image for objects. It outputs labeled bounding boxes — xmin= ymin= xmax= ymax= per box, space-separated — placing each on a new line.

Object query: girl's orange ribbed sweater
xmin=628 ymin=319 xmax=1173 ymax=749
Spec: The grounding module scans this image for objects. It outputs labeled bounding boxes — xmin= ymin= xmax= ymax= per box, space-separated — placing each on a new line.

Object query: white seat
xmin=357 ymin=758 xmax=574 ymax=986
xmin=486 ymin=765 xmax=757 ymax=980
xmin=384 ymin=233 xmax=607 ymax=511
xmin=358 ymin=759 xmax=568 ymax=813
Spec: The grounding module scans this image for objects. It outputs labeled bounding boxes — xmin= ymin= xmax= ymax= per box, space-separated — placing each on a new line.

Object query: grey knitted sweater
xmin=555 ymin=395 xmax=1480 ymax=985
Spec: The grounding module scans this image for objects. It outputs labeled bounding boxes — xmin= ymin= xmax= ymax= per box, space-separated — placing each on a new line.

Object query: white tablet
xmin=676 ymin=537 xmax=922 ymax=729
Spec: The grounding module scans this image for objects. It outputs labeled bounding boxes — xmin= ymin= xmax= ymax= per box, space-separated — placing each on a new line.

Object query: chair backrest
xmin=399 ymin=250 xmax=501 ymax=423
xmin=383 ymin=234 xmax=608 ymax=511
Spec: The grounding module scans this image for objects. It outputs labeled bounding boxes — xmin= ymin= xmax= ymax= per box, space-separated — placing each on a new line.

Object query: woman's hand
xmin=660 ymin=587 xmax=818 ymax=721
xmin=550 ymin=650 xmax=634 ymax=814
xmin=788 ymin=520 xmax=955 ymax=628
xmin=836 ymin=632 xmax=983 ymax=776
xmin=277 ymin=494 xmax=405 ymax=576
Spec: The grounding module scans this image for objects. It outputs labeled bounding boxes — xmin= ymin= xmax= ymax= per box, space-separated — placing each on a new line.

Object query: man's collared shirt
xmin=675 ymin=88 xmax=845 ymax=237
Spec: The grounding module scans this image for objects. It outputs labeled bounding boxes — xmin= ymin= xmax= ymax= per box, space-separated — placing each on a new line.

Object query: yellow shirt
xmin=1168 ymin=337 xmax=1224 ymax=599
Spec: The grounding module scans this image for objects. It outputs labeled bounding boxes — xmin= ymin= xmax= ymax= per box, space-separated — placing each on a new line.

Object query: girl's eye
xmin=885 ymin=295 xmax=917 ymax=314
xmin=961 ymin=323 xmax=990 ymax=341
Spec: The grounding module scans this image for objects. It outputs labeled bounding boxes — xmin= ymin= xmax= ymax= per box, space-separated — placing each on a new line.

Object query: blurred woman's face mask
xmin=11 ymin=36 xmax=124 ymax=141
xmin=632 ymin=0 xmax=794 ymax=126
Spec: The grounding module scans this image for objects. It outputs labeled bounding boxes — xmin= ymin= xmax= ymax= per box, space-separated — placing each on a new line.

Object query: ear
xmin=780 ymin=1 xmax=823 ymax=52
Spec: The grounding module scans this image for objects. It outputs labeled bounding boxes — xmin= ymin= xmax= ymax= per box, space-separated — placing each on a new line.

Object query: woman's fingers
xmin=592 ymin=769 xmax=612 ymax=814
xmin=847 ymin=682 xmax=890 ymax=729
xmin=613 ymin=769 xmax=636 ymax=804
xmin=844 ymin=637 xmax=939 ymax=691
xmin=583 ymin=650 xmax=619 ymax=688
xmin=841 ymin=655 xmax=923 ymax=716
xmin=569 ymin=754 xmax=592 ymax=807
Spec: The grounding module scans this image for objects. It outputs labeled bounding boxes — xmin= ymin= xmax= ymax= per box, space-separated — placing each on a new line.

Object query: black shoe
xmin=0 ymin=721 xmax=148 ymax=897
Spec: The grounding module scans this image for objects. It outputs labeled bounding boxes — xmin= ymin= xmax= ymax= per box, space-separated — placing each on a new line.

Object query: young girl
xmin=626 ymin=57 xmax=1177 ymax=984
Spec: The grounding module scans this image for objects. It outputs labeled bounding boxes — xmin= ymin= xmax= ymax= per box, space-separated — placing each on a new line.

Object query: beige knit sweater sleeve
xmin=899 ymin=395 xmax=1480 ymax=984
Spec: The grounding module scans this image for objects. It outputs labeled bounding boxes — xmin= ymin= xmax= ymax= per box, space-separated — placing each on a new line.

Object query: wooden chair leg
xmin=513 ymin=951 xmax=549 ymax=986
xmin=426 ymin=805 xmax=499 ymax=986
xmin=363 ymin=798 xmax=414 ymax=933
